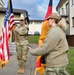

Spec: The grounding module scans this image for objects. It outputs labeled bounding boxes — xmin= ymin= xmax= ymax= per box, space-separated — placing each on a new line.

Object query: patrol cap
xmin=20 ymin=14 xmax=25 ymax=21
xmin=46 ymin=13 xmax=61 ymax=21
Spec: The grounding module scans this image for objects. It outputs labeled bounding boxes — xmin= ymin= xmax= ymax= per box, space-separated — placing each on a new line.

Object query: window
xmin=72 ymin=17 xmax=74 ymax=27
xmin=29 ymin=21 xmax=33 ymax=24
xmin=72 ymin=0 xmax=74 ymax=5
xmin=35 ymin=22 xmax=42 ymax=24
xmin=57 ymin=7 xmax=60 ymax=14
xmin=66 ymin=3 xmax=69 ymax=15
xmin=62 ymin=8 xmax=64 ymax=14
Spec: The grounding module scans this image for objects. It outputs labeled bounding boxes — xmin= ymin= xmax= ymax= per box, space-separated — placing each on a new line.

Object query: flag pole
xmin=34 ymin=70 xmax=36 ymax=75
xmin=8 ymin=0 xmax=10 ymax=8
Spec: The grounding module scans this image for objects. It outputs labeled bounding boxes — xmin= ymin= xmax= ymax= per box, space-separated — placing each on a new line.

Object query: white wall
xmin=0 ymin=0 xmax=4 ymax=7
xmin=57 ymin=0 xmax=70 ymax=35
xmin=56 ymin=0 xmax=74 ymax=35
xmin=29 ymin=21 xmax=43 ymax=35
xmin=0 ymin=13 xmax=5 ymax=36
xmin=69 ymin=0 xmax=74 ymax=35
xmin=57 ymin=0 xmax=68 ymax=15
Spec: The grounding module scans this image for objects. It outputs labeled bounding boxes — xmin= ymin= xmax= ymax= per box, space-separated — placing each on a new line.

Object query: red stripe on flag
xmin=2 ymin=28 xmax=5 ymax=61
xmin=36 ymin=57 xmax=41 ymax=67
xmin=45 ymin=6 xmax=52 ymax=19
xmin=1 ymin=25 xmax=9 ymax=61
xmin=9 ymin=14 xmax=15 ymax=30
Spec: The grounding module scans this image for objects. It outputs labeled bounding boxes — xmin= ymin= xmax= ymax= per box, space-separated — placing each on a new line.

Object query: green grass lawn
xmin=29 ymin=35 xmax=74 ymax=75
xmin=28 ymin=35 xmax=40 ymax=44
xmin=67 ymin=47 xmax=74 ymax=75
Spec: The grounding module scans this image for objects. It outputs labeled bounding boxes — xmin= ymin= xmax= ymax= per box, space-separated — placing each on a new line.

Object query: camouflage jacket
xmin=14 ymin=25 xmax=29 ymax=45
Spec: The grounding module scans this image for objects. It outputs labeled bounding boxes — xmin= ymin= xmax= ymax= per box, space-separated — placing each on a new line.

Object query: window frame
xmin=66 ymin=3 xmax=69 ymax=15
xmin=72 ymin=17 xmax=74 ymax=27
xmin=72 ymin=0 xmax=74 ymax=5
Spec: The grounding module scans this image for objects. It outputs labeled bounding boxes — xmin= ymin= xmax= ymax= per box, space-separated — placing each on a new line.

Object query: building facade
xmin=56 ymin=0 xmax=74 ymax=46
xmin=0 ymin=0 xmax=4 ymax=7
xmin=29 ymin=20 xmax=43 ymax=35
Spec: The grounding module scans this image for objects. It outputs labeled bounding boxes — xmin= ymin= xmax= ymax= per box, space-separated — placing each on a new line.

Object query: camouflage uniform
xmin=43 ymin=66 xmax=69 ymax=75
xmin=14 ymin=24 xmax=29 ymax=67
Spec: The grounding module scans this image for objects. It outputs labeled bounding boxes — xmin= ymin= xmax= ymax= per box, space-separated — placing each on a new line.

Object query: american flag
xmin=0 ymin=0 xmax=15 ymax=67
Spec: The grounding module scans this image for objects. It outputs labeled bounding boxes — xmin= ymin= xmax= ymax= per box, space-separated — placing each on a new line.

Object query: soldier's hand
xmin=27 ymin=46 xmax=32 ymax=50
xmin=14 ymin=28 xmax=18 ymax=32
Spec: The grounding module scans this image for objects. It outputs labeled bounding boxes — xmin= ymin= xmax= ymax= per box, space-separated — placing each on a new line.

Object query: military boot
xmin=20 ymin=67 xmax=25 ymax=74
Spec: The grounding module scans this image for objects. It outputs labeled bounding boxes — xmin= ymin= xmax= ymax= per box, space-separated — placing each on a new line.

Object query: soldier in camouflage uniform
xmin=14 ymin=14 xmax=29 ymax=74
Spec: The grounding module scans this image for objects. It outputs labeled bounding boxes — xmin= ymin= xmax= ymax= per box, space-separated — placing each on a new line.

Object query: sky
xmin=2 ymin=0 xmax=60 ymax=20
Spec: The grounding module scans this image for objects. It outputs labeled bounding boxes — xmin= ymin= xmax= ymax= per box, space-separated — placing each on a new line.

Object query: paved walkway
xmin=0 ymin=43 xmax=39 ymax=75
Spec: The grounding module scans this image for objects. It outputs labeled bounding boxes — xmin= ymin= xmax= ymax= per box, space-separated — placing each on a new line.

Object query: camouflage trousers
xmin=16 ymin=45 xmax=28 ymax=67
xmin=43 ymin=66 xmax=69 ymax=75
